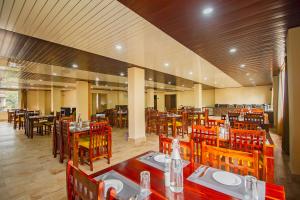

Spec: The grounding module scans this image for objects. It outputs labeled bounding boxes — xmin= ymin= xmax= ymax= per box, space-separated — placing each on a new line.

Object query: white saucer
xmin=104 ymin=179 xmax=123 ymax=194
xmin=154 ymin=154 xmax=166 ymax=163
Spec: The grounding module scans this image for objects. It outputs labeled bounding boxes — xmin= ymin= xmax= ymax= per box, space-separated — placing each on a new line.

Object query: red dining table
xmin=89 ymin=151 xmax=285 ymax=200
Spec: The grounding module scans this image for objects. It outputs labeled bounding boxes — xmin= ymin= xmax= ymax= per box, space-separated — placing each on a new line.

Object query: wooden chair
xmin=60 ymin=120 xmax=72 ymax=163
xmin=66 ymin=160 xmax=118 ymax=200
xmin=228 ymin=112 xmax=240 ymax=126
xmin=244 ymin=113 xmax=264 ymax=125
xmin=233 ymin=121 xmax=260 ymax=130
xmin=229 ymin=129 xmax=266 ymax=153
xmin=44 ymin=115 xmax=55 ymax=135
xmin=176 ymin=112 xmax=189 ymax=138
xmin=191 ymin=125 xmax=220 ymax=163
xmin=53 ymin=119 xmax=61 ymax=158
xmin=79 ymin=122 xmax=112 ymax=171
xmin=207 ymin=119 xmax=225 ymax=127
xmin=156 ymin=115 xmax=168 ymax=136
xmin=159 ymin=135 xmax=192 ymax=162
xmin=201 ymin=141 xmax=259 ymax=178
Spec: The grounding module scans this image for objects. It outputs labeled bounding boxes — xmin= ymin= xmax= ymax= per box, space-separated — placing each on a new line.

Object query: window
xmin=0 ymin=90 xmax=18 ymax=112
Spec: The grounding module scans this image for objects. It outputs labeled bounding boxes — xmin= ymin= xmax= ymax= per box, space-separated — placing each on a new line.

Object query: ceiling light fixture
xmin=39 ymin=79 xmax=42 ymax=82
xmin=95 ymin=77 xmax=100 ymax=81
xmin=240 ymin=64 xmax=246 ymax=68
xmin=115 ymin=44 xmax=122 ymax=50
xmin=52 ymin=73 xmax=57 ymax=76
xmin=204 ymin=77 xmax=208 ymax=81
xmin=149 ymin=78 xmax=153 ymax=81
xmin=246 ymin=73 xmax=250 ymax=76
xmin=164 ymin=63 xmax=169 ymax=67
xmin=249 ymin=78 xmax=253 ymax=81
xmin=202 ymin=7 xmax=214 ymax=15
xmin=72 ymin=64 xmax=78 ymax=68
xmin=168 ymin=81 xmax=171 ymax=85
xmin=125 ymin=81 xmax=128 ymax=84
xmin=189 ymin=71 xmax=193 ymax=75
xmin=229 ymin=48 xmax=237 ymax=54
xmin=120 ymin=72 xmax=125 ymax=76
xmin=182 ymin=84 xmax=185 ymax=87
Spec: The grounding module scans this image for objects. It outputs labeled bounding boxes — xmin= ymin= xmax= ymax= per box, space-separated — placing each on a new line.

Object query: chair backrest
xmin=233 ymin=121 xmax=260 ymax=130
xmin=229 ymin=129 xmax=266 ymax=153
xmin=201 ymin=142 xmax=259 ymax=178
xmin=191 ymin=125 xmax=219 ymax=163
xmin=89 ymin=122 xmax=112 ymax=158
xmin=244 ymin=113 xmax=264 ymax=125
xmin=159 ymin=135 xmax=192 ymax=162
xmin=67 ymin=160 xmax=117 ymax=200
xmin=228 ymin=112 xmax=240 ymax=123
xmin=207 ymin=119 xmax=225 ymax=127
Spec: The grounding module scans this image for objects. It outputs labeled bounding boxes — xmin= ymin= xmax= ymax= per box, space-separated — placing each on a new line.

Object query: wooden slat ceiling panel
xmin=118 ymin=0 xmax=300 ymax=85
xmin=0 ymin=28 xmax=214 ymax=90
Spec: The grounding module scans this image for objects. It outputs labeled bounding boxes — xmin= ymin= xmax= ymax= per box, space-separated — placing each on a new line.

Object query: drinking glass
xmin=140 ymin=171 xmax=150 ymax=196
xmin=244 ymin=175 xmax=258 ymax=200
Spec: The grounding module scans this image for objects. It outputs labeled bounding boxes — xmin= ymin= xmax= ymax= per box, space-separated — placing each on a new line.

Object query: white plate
xmin=154 ymin=154 xmax=166 ymax=163
xmin=212 ymin=171 xmax=242 ymax=186
xmin=104 ymin=179 xmax=123 ymax=194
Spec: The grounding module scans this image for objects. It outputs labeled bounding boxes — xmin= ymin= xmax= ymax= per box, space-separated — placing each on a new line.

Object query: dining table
xmin=27 ymin=115 xmax=54 ymax=138
xmin=89 ymin=151 xmax=285 ymax=200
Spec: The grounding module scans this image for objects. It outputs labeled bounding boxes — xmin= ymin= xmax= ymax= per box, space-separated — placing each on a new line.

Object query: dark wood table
xmin=28 ymin=115 xmax=54 ymax=138
xmin=89 ymin=151 xmax=285 ymax=200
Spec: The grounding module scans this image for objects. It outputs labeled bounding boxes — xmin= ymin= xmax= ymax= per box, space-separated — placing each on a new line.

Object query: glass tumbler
xmin=244 ymin=175 xmax=258 ymax=200
xmin=140 ymin=171 xmax=150 ymax=196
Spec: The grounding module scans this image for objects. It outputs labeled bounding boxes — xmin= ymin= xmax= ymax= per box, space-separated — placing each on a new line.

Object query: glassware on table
xmin=170 ymin=138 xmax=184 ymax=193
xmin=244 ymin=175 xmax=258 ymax=200
xmin=140 ymin=171 xmax=150 ymax=196
xmin=164 ymin=155 xmax=171 ymax=187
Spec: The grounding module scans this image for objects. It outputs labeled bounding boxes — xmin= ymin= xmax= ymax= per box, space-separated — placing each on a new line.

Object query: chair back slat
xmin=201 ymin=142 xmax=259 ymax=178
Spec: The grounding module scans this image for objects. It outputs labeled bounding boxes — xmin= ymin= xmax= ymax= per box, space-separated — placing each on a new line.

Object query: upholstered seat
xmin=168 ymin=121 xmax=182 ymax=127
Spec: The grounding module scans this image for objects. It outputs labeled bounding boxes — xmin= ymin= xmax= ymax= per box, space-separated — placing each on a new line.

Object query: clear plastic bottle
xmin=170 ymin=138 xmax=183 ymax=193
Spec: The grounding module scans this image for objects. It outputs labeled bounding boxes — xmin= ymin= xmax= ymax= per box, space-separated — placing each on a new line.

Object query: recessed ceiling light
xmin=204 ymin=77 xmax=208 ymax=81
xmin=164 ymin=63 xmax=169 ymax=67
xmin=249 ymin=78 xmax=253 ymax=81
xmin=240 ymin=64 xmax=246 ymax=68
xmin=182 ymin=84 xmax=185 ymax=87
xmin=39 ymin=79 xmax=42 ymax=82
xmin=125 ymin=81 xmax=128 ymax=84
xmin=120 ymin=72 xmax=125 ymax=76
xmin=52 ymin=73 xmax=57 ymax=76
xmin=246 ymin=73 xmax=250 ymax=76
xmin=168 ymin=81 xmax=171 ymax=84
xmin=229 ymin=48 xmax=237 ymax=54
xmin=72 ymin=64 xmax=78 ymax=68
xmin=189 ymin=71 xmax=193 ymax=75
xmin=95 ymin=77 xmax=100 ymax=81
xmin=202 ymin=7 xmax=214 ymax=15
xmin=65 ymin=85 xmax=68 ymax=88
xmin=149 ymin=78 xmax=153 ymax=81
xmin=115 ymin=44 xmax=122 ymax=50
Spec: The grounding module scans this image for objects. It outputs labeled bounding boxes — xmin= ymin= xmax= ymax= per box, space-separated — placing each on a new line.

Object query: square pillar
xmin=128 ymin=67 xmax=146 ymax=142
xmin=51 ymin=87 xmax=61 ymax=114
xmin=194 ymin=84 xmax=203 ymax=109
xmin=287 ymin=27 xmax=300 ymax=175
xmin=76 ymin=81 xmax=89 ymax=121
xmin=146 ymin=88 xmax=154 ymax=108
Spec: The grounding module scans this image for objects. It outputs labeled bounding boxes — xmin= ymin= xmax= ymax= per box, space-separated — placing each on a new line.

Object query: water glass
xmin=140 ymin=171 xmax=150 ymax=196
xmin=244 ymin=175 xmax=258 ymax=200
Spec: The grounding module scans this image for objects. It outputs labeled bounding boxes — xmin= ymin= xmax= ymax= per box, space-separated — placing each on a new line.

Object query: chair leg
xmin=90 ymin=159 xmax=93 ymax=171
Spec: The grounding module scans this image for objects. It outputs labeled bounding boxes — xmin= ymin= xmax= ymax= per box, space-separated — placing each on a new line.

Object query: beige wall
xmin=0 ymin=112 xmax=7 ymax=121
xmin=27 ymin=90 xmax=51 ymax=114
xmin=287 ymin=27 xmax=300 ymax=175
xmin=62 ymin=90 xmax=76 ymax=107
xmin=215 ymin=86 xmax=272 ymax=105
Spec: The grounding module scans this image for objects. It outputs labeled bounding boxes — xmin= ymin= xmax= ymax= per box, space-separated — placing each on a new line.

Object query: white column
xmin=194 ymin=84 xmax=203 ymax=109
xmin=75 ymin=81 xmax=89 ymax=121
xmin=128 ymin=67 xmax=146 ymax=142
xmin=272 ymin=76 xmax=279 ymax=128
xmin=287 ymin=27 xmax=300 ymax=175
xmin=146 ymin=88 xmax=154 ymax=108
xmin=51 ymin=87 xmax=61 ymax=114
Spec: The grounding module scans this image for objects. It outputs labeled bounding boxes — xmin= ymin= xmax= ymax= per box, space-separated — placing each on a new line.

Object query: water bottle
xmin=170 ymin=138 xmax=183 ymax=193
xmin=77 ymin=113 xmax=82 ymax=128
xmin=164 ymin=155 xmax=171 ymax=187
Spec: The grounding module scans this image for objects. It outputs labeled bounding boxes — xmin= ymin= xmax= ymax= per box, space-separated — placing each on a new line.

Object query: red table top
xmin=89 ymin=151 xmax=285 ymax=200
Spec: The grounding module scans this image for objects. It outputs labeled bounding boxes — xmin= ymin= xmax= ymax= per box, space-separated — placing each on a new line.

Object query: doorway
xmin=165 ymin=94 xmax=177 ymax=110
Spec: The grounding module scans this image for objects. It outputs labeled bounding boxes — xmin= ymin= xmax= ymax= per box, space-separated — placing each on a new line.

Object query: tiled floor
xmin=0 ymin=122 xmax=299 ymax=199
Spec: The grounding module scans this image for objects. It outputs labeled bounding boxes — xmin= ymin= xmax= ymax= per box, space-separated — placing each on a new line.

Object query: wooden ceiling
xmin=118 ymin=0 xmax=300 ymax=85
xmin=0 ymin=28 xmax=214 ymax=90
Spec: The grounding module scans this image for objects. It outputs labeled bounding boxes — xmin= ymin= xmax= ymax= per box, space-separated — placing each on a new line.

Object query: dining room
xmin=1 ymin=0 xmax=300 ymax=200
